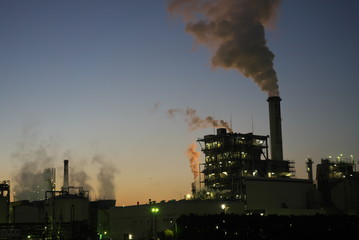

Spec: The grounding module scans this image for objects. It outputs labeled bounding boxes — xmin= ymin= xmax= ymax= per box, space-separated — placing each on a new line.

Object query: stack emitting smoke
xmin=62 ymin=157 xmax=117 ymax=199
xmin=63 ymin=159 xmax=69 ymax=190
xmin=267 ymin=96 xmax=283 ymax=161
xmin=169 ymin=0 xmax=284 ymax=161
xmin=11 ymin=130 xmax=118 ymax=200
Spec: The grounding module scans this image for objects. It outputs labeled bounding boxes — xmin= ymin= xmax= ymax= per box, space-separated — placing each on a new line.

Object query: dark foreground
xmin=1 ymin=214 xmax=359 ymax=239
xmin=174 ymin=214 xmax=359 ymax=240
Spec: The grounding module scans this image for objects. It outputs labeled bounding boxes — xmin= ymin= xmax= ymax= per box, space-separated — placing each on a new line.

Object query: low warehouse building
xmin=109 ymin=200 xmax=245 ymax=240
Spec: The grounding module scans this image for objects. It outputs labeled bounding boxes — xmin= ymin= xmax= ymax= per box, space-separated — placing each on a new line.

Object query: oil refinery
xmin=0 ymin=97 xmax=359 ymax=240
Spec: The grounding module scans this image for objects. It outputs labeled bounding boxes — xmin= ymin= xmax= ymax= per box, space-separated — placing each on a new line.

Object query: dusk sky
xmin=1 ymin=0 xmax=358 ymax=206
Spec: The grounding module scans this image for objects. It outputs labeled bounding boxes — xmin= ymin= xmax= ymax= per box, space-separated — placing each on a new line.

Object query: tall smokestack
xmin=267 ymin=96 xmax=283 ymax=161
xmin=63 ymin=159 xmax=69 ymax=189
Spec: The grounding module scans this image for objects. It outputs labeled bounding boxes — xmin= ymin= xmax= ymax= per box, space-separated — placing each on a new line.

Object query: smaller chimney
xmin=63 ymin=160 xmax=69 ymax=190
xmin=306 ymin=157 xmax=313 ymax=181
xmin=216 ymin=128 xmax=227 ymax=135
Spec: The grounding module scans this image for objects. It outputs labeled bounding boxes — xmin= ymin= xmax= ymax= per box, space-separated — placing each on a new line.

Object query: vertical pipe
xmin=52 ymin=168 xmax=56 ymax=191
xmin=306 ymin=158 xmax=313 ymax=181
xmin=63 ymin=160 xmax=69 ymax=190
xmin=267 ymin=96 xmax=283 ymax=161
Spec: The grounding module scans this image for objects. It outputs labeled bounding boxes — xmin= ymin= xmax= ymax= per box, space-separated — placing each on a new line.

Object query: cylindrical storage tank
xmin=45 ymin=196 xmax=89 ymax=223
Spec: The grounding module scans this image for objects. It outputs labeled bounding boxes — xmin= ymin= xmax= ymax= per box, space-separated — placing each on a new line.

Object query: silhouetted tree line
xmin=175 ymin=213 xmax=359 ymax=240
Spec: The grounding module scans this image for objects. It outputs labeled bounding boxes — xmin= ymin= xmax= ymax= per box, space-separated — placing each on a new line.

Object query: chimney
xmin=306 ymin=157 xmax=313 ymax=181
xmin=63 ymin=159 xmax=69 ymax=190
xmin=267 ymin=96 xmax=283 ymax=161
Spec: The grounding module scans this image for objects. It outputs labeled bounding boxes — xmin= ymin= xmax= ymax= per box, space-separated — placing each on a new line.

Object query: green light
xmin=151 ymin=207 xmax=159 ymax=213
xmin=27 ymin=236 xmax=31 ymax=239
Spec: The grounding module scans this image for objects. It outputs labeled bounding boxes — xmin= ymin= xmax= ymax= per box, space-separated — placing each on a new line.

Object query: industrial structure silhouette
xmin=1 ymin=97 xmax=358 ymax=239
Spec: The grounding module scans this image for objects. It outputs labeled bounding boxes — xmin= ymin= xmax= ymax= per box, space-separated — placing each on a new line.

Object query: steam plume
xmin=70 ymin=168 xmax=94 ymax=192
xmin=168 ymin=0 xmax=281 ymax=96
xmin=11 ymin=131 xmax=58 ymax=201
xmin=92 ymin=154 xmax=119 ymax=199
xmin=186 ymin=143 xmax=200 ymax=180
xmin=167 ymin=107 xmax=232 ymax=132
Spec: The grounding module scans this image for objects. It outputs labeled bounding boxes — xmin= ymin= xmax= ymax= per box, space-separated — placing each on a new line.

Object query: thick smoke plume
xmin=92 ymin=154 xmax=119 ymax=199
xmin=167 ymin=107 xmax=232 ymax=132
xmin=186 ymin=143 xmax=200 ymax=180
xmin=168 ymin=0 xmax=281 ymax=96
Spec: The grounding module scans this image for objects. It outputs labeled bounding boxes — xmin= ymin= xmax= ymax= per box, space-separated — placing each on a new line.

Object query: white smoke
xmin=92 ymin=154 xmax=119 ymax=199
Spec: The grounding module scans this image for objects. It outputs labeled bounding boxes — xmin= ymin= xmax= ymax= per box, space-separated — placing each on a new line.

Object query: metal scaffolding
xmin=197 ymin=128 xmax=295 ymax=199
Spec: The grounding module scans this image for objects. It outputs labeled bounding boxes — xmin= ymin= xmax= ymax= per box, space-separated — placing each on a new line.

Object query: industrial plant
xmin=1 ymin=97 xmax=359 ymax=240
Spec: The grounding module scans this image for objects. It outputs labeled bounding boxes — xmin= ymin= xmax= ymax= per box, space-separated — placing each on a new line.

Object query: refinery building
xmin=1 ymin=97 xmax=359 ymax=239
